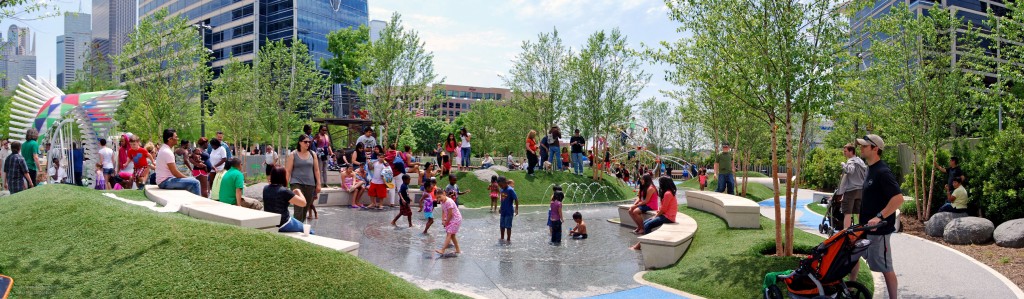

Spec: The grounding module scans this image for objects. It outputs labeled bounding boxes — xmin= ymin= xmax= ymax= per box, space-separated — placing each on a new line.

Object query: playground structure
xmin=7 ymin=76 xmax=127 ymax=185
xmin=606 ymin=124 xmax=696 ymax=177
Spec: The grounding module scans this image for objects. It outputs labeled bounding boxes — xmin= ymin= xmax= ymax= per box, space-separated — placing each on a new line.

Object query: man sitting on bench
xmin=156 ymin=129 xmax=201 ymax=195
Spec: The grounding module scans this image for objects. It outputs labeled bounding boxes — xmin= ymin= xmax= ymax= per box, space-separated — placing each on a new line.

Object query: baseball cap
xmin=856 ymin=134 xmax=885 ymax=150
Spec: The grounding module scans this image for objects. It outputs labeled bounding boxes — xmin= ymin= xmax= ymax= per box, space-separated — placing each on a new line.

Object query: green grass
xmin=807 ymin=201 xmax=828 ymax=216
xmin=644 ymin=208 xmax=873 ymax=299
xmin=446 ymin=168 xmax=636 ymax=208
xmin=677 ymin=177 xmax=777 ymax=202
xmin=0 ymin=185 xmax=452 ymax=298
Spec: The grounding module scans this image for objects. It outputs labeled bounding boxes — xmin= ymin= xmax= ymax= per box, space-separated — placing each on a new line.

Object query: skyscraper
xmin=92 ymin=0 xmax=136 ymax=63
xmin=57 ymin=13 xmax=93 ymax=89
xmin=1 ymin=25 xmax=37 ymax=92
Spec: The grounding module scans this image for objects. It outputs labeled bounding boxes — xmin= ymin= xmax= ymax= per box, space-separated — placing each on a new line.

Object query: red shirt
xmin=128 ymin=148 xmax=150 ymax=169
xmin=660 ymin=191 xmax=678 ymax=222
xmin=527 ymin=138 xmax=538 ymax=152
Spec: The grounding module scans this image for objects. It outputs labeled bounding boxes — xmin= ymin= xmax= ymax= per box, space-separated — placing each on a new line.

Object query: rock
xmin=489 ymin=166 xmax=509 ymax=172
xmin=472 ymin=168 xmax=499 ymax=183
xmin=243 ymin=182 xmax=268 ymax=200
xmin=994 ymin=219 xmax=1024 ymax=248
xmin=925 ymin=212 xmax=967 ymax=237
xmin=943 ymin=217 xmax=995 ymax=245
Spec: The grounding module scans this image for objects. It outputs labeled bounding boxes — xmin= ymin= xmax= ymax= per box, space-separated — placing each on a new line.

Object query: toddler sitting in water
xmin=569 ymin=212 xmax=588 ymax=239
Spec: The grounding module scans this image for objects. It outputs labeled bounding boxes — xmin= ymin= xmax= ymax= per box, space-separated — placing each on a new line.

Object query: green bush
xmin=971 ymin=127 xmax=1024 ymax=224
xmin=901 ymin=149 xmax=951 ymax=217
xmin=900 ymin=196 xmax=917 ymax=216
xmin=802 ymin=147 xmax=845 ymax=191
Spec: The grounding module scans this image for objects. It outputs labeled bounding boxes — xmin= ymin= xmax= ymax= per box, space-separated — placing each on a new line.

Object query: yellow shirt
xmin=952 ymin=186 xmax=969 ymax=209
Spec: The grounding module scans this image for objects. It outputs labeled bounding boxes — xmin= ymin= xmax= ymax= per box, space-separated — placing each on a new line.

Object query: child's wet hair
xmin=402 ymin=174 xmax=410 ymax=182
xmin=573 ymin=212 xmax=582 ymax=220
xmin=553 ymin=190 xmax=564 ymax=202
xmin=491 ymin=175 xmax=497 ymax=183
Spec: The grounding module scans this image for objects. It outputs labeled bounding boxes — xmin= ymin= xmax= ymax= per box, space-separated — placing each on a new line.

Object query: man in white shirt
xmin=355 ymin=127 xmax=376 ymax=149
xmin=156 ymin=129 xmax=201 ymax=195
xmin=98 ymin=139 xmax=115 ymax=190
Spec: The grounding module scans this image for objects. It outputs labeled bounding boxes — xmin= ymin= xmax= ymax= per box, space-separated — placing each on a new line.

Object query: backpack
xmin=394 ymin=151 xmax=406 ymax=165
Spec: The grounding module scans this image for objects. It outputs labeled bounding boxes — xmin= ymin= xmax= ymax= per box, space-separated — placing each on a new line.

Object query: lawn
xmin=644 ymin=208 xmax=873 ymax=299
xmin=447 ymin=168 xmax=636 ymax=208
xmin=0 ymin=184 xmax=461 ymax=298
xmin=677 ymin=177 xmax=777 ymax=202
xmin=807 ymin=201 xmax=828 ymax=216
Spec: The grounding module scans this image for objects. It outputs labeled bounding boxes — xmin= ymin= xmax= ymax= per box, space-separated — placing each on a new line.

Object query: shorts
xmin=399 ymin=204 xmax=412 ymax=216
xmin=424 ymin=211 xmax=434 ymax=219
xmin=192 ymin=169 xmax=208 ymax=177
xmin=638 ymin=205 xmax=654 ymax=212
xmin=103 ymin=168 xmax=115 ymax=176
xmin=500 ymin=214 xmax=513 ymax=229
xmin=266 ymin=164 xmax=274 ymax=176
xmin=865 ymin=234 xmax=894 ymax=272
xmin=368 ymin=183 xmax=387 ymax=198
xmin=490 ymin=192 xmax=500 ymax=199
xmin=840 ymin=189 xmax=863 ymax=214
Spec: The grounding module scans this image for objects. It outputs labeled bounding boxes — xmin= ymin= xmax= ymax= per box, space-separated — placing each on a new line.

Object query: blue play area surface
xmin=758 ymin=197 xmax=822 ymax=229
xmin=582 ymin=286 xmax=686 ymax=299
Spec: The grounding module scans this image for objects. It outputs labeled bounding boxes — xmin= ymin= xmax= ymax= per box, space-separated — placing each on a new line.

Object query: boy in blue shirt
xmin=497 ymin=176 xmax=519 ymax=244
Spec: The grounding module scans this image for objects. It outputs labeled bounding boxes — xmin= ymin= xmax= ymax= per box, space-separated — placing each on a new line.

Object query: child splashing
xmin=435 ymin=192 xmax=462 ymax=256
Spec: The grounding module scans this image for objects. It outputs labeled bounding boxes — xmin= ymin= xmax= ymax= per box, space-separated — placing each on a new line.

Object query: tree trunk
xmin=770 ymin=122 xmax=784 ymax=257
xmin=783 ymin=123 xmax=795 ymax=256
xmin=926 ymin=149 xmax=939 ymax=221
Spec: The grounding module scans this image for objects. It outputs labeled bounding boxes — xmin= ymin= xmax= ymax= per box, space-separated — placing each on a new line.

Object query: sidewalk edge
xmin=633 ymin=271 xmax=707 ymax=299
xmin=899 ymin=233 xmax=1024 ymax=298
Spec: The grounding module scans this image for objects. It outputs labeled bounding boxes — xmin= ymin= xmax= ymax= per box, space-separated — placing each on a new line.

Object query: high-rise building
xmin=57 ymin=13 xmax=93 ymax=88
xmin=1 ymin=25 xmax=37 ymax=92
xmin=92 ymin=0 xmax=136 ymax=63
xmin=423 ymin=84 xmax=512 ymax=122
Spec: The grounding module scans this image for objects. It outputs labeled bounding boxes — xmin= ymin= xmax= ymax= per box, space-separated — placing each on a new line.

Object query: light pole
xmin=192 ymin=23 xmax=213 ymax=137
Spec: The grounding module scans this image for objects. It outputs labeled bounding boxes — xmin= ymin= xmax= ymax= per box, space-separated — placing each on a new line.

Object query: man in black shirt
xmin=570 ymin=129 xmax=586 ymax=176
xmin=850 ymin=134 xmax=904 ymax=299
xmin=935 ymin=156 xmax=966 ymax=193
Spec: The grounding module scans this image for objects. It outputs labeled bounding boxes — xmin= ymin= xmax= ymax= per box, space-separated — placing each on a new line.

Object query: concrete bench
xmin=144 ymin=185 xmax=279 ymax=230
xmin=618 ymin=204 xmax=657 ymax=228
xmin=318 ymin=187 xmax=424 ymax=207
xmin=685 ymin=190 xmax=760 ymax=228
xmin=638 ymin=213 xmax=697 ymax=269
xmin=280 ymin=232 xmax=359 ymax=256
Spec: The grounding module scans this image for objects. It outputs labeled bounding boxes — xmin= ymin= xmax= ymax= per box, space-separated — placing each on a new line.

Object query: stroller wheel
xmin=763 ymin=285 xmax=783 ymax=299
xmin=839 ymin=281 xmax=871 ymax=299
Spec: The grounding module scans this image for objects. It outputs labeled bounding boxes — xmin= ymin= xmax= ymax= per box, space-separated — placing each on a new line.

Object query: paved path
xmin=758 ymin=188 xmax=1023 ymax=299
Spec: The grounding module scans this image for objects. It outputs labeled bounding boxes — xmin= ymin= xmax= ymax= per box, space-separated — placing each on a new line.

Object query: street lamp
xmin=192 ymin=23 xmax=213 ymax=137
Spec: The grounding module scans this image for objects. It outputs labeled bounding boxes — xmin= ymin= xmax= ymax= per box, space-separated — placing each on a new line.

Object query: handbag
xmin=240 ymin=196 xmax=264 ymax=210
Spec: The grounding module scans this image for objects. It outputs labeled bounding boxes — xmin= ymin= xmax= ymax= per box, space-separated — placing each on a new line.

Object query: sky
xmin=2 ymin=0 xmax=684 ymax=103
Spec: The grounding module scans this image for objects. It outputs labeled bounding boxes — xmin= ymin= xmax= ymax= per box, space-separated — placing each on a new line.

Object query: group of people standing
xmin=524 ymin=126 xmax=591 ymax=176
xmin=1 ymin=129 xmax=90 ymax=194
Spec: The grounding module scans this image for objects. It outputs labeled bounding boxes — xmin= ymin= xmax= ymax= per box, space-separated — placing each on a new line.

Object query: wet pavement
xmin=308 ymin=202 xmax=646 ymax=298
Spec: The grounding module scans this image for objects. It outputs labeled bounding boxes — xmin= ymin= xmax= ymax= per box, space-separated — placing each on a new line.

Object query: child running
xmin=569 ymin=212 xmax=588 ymax=239
xmin=435 ymin=192 xmax=463 ymax=256
xmin=488 ymin=175 xmax=500 ymax=213
xmin=391 ymin=174 xmax=413 ymax=227
xmin=420 ymin=179 xmax=436 ymax=234
xmin=445 ymin=176 xmax=469 ymax=206
xmin=549 ymin=187 xmax=564 ymax=244
xmin=497 ymin=176 xmax=519 ymax=244
xmin=698 ymin=168 xmax=708 ymax=191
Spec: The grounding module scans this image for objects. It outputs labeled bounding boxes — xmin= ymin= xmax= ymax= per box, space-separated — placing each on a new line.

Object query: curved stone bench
xmin=145 ymin=185 xmax=279 ymax=230
xmin=318 ymin=187 xmax=424 ymax=207
xmin=618 ymin=204 xmax=656 ymax=228
xmin=685 ymin=190 xmax=760 ymax=228
xmin=638 ymin=213 xmax=697 ymax=269
xmin=280 ymin=232 xmax=359 ymax=255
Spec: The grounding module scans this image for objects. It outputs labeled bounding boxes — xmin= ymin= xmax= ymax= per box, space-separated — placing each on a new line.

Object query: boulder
xmin=924 ymin=212 xmax=967 ymax=237
xmin=994 ymin=219 xmax=1024 ymax=248
xmin=943 ymin=217 xmax=995 ymax=245
xmin=243 ymin=182 xmax=269 ymax=200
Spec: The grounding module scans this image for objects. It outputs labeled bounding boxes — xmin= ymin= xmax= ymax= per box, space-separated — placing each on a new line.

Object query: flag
xmin=416 ymin=109 xmax=424 ymax=117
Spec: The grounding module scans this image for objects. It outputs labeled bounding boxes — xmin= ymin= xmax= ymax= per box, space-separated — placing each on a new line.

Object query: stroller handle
xmin=847 ymin=221 xmax=888 ymax=233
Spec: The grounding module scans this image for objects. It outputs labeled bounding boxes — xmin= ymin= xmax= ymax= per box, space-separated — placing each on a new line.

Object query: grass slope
xmin=448 ymin=168 xmax=635 ymax=208
xmin=0 ymin=185 xmax=452 ymax=298
xmin=644 ymin=208 xmax=873 ymax=298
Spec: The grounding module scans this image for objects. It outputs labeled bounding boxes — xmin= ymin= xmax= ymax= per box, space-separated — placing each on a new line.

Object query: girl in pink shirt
xmin=631 ymin=176 xmax=679 ymax=250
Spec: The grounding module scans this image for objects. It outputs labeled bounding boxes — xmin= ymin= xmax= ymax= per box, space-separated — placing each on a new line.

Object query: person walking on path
xmin=837 ymin=143 xmax=867 ymax=230
xmin=155 ymin=129 xmax=201 ymax=196
xmin=547 ymin=126 xmax=562 ymax=171
xmin=850 ymin=134 xmax=904 ymax=299
xmin=264 ymin=145 xmax=279 ymax=182
xmin=286 ymin=134 xmax=321 ymax=222
xmin=21 ymin=128 xmax=41 ymax=187
xmin=3 ymin=141 xmax=33 ymax=194
xmin=459 ymin=128 xmax=472 ymax=171
xmin=713 ymin=143 xmax=735 ymax=195
xmin=525 ymin=130 xmax=539 ymax=176
xmin=314 ymin=124 xmax=333 ymax=187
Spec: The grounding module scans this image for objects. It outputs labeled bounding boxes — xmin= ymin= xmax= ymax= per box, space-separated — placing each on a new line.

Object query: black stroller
xmin=763 ymin=222 xmax=883 ymax=299
xmin=817 ymin=190 xmax=844 ymax=237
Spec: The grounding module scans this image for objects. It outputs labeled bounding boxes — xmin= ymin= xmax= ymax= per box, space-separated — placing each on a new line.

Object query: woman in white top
xmin=264 ymin=145 xmax=279 ymax=183
xmin=481 ymin=153 xmax=494 ymax=169
xmin=459 ymin=127 xmax=471 ymax=171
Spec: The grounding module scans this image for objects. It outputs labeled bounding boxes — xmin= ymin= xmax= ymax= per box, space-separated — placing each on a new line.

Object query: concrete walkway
xmin=758 ymin=188 xmax=1023 ymax=299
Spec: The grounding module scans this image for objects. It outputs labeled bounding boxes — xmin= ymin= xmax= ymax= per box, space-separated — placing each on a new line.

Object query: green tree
xmin=323 ymin=24 xmax=369 ymax=85
xmin=637 ymin=98 xmax=672 ymax=154
xmin=407 ymin=116 xmax=447 ymax=153
xmin=113 ymin=9 xmax=211 ymax=142
xmin=458 ymin=101 xmax=522 ymax=156
xmin=503 ymin=29 xmax=570 ymax=131
xmin=254 ymin=38 xmax=330 ymax=153
xmin=345 ymin=13 xmax=442 ymax=148
xmin=209 ymin=57 xmax=260 ymax=149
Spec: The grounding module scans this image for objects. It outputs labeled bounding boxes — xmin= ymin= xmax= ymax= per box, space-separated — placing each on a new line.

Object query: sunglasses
xmin=301 ymin=141 xmax=311 ymax=144
xmin=861 ymin=135 xmax=878 ymax=148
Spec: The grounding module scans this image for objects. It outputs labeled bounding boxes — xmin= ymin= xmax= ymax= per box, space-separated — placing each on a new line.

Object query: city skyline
xmin=1 ymin=0 xmax=679 ymax=103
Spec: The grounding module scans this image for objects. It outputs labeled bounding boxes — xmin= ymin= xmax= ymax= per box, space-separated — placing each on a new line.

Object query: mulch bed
xmin=900 ymin=214 xmax=1024 ymax=290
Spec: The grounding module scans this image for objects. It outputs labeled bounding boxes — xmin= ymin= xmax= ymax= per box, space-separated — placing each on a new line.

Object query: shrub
xmin=802 ymin=147 xmax=845 ymax=191
xmin=902 ymin=149 xmax=950 ymax=217
xmin=900 ymin=196 xmax=917 ymax=216
xmin=972 ymin=127 xmax=1024 ymax=225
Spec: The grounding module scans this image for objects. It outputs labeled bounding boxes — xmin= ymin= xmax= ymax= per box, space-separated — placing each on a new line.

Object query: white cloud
xmin=368 ymin=6 xmax=394 ymax=21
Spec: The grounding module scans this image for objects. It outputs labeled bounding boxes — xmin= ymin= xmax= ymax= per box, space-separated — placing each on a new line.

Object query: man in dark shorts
xmin=837 ymin=143 xmax=866 ymax=230
xmin=849 ymin=134 xmax=904 ymax=299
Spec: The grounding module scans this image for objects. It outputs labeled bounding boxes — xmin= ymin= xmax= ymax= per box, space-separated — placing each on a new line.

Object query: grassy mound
xmin=0 ymin=185 xmax=457 ymax=298
xmin=448 ymin=168 xmax=635 ymax=207
xmin=644 ymin=208 xmax=873 ymax=298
